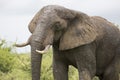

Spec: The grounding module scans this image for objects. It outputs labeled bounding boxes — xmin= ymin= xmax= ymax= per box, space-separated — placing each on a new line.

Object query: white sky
xmin=0 ymin=0 xmax=120 ymax=52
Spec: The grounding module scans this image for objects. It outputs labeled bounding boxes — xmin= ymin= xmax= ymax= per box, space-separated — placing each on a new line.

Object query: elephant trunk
xmin=31 ymin=41 xmax=43 ymax=80
xmin=30 ymin=22 xmax=54 ymax=80
xmin=30 ymin=28 xmax=47 ymax=80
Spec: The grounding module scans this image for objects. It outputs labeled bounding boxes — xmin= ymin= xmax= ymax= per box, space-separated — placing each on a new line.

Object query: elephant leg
xmin=75 ymin=44 xmax=96 ymax=80
xmin=53 ymin=51 xmax=68 ymax=80
xmin=102 ymin=63 xmax=119 ymax=80
xmin=78 ymin=70 xmax=92 ymax=80
xmin=53 ymin=58 xmax=68 ymax=80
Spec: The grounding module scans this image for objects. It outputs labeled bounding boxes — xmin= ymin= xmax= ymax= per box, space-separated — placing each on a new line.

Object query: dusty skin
xmin=16 ymin=5 xmax=120 ymax=80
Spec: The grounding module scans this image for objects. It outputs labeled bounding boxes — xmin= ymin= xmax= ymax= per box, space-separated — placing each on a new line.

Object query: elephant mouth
xmin=36 ymin=45 xmax=51 ymax=54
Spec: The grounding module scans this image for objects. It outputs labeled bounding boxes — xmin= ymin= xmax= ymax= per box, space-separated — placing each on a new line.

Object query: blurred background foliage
xmin=0 ymin=38 xmax=100 ymax=80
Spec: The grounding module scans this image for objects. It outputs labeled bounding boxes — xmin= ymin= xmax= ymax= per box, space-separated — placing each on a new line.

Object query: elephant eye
xmin=53 ymin=22 xmax=61 ymax=31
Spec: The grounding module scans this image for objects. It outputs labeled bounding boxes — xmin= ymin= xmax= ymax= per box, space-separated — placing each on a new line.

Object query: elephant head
xmin=15 ymin=5 xmax=97 ymax=80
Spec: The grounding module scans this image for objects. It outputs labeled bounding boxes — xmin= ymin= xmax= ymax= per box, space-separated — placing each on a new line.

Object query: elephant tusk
xmin=15 ymin=35 xmax=32 ymax=47
xmin=15 ymin=42 xmax=29 ymax=47
xmin=36 ymin=45 xmax=51 ymax=54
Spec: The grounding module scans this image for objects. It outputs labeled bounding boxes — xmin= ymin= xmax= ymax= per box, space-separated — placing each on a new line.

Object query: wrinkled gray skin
xmin=16 ymin=5 xmax=120 ymax=80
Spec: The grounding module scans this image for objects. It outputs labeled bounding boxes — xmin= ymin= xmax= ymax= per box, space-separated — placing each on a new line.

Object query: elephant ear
xmin=59 ymin=13 xmax=97 ymax=50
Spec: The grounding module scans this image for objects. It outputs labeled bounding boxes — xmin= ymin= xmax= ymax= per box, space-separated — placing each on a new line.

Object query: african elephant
xmin=15 ymin=5 xmax=120 ymax=80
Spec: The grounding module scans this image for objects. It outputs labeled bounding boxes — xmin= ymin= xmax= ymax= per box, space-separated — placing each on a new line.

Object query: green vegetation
xmin=0 ymin=39 xmax=31 ymax=80
xmin=0 ymin=39 xmax=99 ymax=80
xmin=0 ymin=39 xmax=15 ymax=73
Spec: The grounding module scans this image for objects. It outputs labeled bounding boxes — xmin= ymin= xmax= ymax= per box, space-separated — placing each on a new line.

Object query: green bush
xmin=0 ymin=39 xmax=13 ymax=52
xmin=0 ymin=69 xmax=31 ymax=80
xmin=0 ymin=50 xmax=14 ymax=73
xmin=14 ymin=53 xmax=31 ymax=72
xmin=69 ymin=66 xmax=78 ymax=80
xmin=0 ymin=39 xmax=15 ymax=73
xmin=0 ymin=38 xmax=31 ymax=80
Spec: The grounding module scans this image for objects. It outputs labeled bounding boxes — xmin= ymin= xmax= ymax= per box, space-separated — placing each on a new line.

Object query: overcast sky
xmin=0 ymin=0 xmax=120 ymax=52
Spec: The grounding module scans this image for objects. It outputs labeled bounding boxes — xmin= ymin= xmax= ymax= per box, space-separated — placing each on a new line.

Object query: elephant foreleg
xmin=53 ymin=60 xmax=68 ymax=80
xmin=79 ymin=70 xmax=91 ymax=80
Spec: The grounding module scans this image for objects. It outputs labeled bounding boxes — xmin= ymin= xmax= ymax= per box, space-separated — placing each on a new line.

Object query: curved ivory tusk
xmin=36 ymin=45 xmax=51 ymax=54
xmin=15 ymin=35 xmax=32 ymax=47
xmin=15 ymin=42 xmax=29 ymax=47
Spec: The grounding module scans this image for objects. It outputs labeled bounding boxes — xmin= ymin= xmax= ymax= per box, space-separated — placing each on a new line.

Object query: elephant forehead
xmin=41 ymin=5 xmax=65 ymax=12
xmin=29 ymin=5 xmax=65 ymax=26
